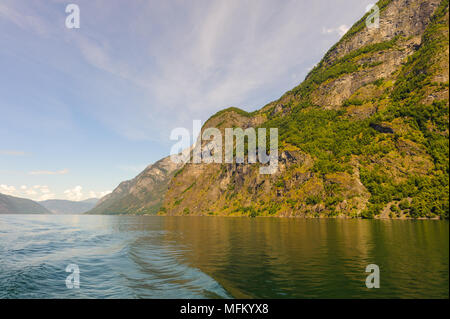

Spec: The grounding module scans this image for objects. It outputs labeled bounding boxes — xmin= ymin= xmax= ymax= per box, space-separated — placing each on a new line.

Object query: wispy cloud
xmin=0 ymin=0 xmax=373 ymax=143
xmin=29 ymin=169 xmax=69 ymax=176
xmin=0 ymin=1 xmax=51 ymax=36
xmin=2 ymin=0 xmax=363 ymax=142
xmin=0 ymin=150 xmax=27 ymax=156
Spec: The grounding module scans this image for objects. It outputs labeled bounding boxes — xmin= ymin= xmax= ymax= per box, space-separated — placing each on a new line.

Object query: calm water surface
xmin=0 ymin=215 xmax=448 ymax=298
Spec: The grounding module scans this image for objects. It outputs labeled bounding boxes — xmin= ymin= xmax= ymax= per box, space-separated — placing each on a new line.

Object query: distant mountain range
xmin=39 ymin=198 xmax=98 ymax=214
xmin=87 ymin=156 xmax=183 ymax=215
xmin=0 ymin=193 xmax=98 ymax=214
xmin=0 ymin=193 xmax=51 ymax=214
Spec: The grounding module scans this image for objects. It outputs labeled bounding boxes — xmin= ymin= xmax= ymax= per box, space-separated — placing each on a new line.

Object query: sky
xmin=0 ymin=0 xmax=374 ymax=201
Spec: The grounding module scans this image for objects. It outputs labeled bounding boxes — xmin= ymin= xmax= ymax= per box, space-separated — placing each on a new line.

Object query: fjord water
xmin=0 ymin=215 xmax=448 ymax=299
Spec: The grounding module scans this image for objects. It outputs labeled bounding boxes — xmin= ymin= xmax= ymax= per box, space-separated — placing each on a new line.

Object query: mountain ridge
xmin=39 ymin=198 xmax=98 ymax=214
xmin=0 ymin=193 xmax=52 ymax=214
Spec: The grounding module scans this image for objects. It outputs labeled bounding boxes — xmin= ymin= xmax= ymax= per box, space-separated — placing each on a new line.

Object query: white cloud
xmin=29 ymin=168 xmax=69 ymax=176
xmin=64 ymin=185 xmax=84 ymax=201
xmin=32 ymin=185 xmax=55 ymax=200
xmin=322 ymin=24 xmax=350 ymax=37
xmin=25 ymin=189 xmax=37 ymax=196
xmin=38 ymin=193 xmax=56 ymax=201
xmin=88 ymin=190 xmax=112 ymax=199
xmin=0 ymin=184 xmax=55 ymax=201
xmin=1 ymin=183 xmax=109 ymax=201
xmin=0 ymin=184 xmax=16 ymax=196
xmin=64 ymin=187 xmax=111 ymax=201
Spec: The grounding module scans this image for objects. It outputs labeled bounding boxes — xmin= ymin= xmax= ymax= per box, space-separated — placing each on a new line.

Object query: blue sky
xmin=0 ymin=0 xmax=374 ymax=201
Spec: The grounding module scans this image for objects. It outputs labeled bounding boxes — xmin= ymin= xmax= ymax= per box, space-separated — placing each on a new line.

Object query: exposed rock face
xmin=88 ymin=155 xmax=183 ymax=214
xmin=311 ymin=39 xmax=421 ymax=109
xmin=369 ymin=123 xmax=394 ymax=133
xmin=323 ymin=0 xmax=441 ymax=64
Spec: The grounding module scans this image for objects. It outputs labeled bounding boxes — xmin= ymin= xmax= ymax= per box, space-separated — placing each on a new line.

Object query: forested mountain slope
xmin=162 ymin=0 xmax=449 ymax=219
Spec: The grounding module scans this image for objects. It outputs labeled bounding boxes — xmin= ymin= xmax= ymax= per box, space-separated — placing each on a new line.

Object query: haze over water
xmin=0 ymin=215 xmax=448 ymax=298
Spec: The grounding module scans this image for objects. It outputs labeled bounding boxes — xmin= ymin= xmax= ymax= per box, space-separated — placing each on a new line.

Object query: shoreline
xmin=92 ymin=213 xmax=446 ymax=220
xmin=2 ymin=213 xmax=446 ymax=220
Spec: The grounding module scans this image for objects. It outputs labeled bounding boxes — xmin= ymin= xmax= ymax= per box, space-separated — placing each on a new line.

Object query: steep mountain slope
xmin=0 ymin=193 xmax=52 ymax=214
xmin=87 ymin=155 xmax=183 ymax=214
xmin=39 ymin=198 xmax=98 ymax=214
xmin=162 ymin=0 xmax=449 ymax=219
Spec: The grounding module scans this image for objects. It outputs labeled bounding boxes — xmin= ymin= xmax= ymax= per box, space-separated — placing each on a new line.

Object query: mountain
xmin=161 ymin=0 xmax=449 ymax=219
xmin=39 ymin=198 xmax=98 ymax=214
xmin=0 ymin=193 xmax=52 ymax=214
xmin=87 ymin=155 xmax=184 ymax=215
xmin=94 ymin=0 xmax=449 ymax=219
